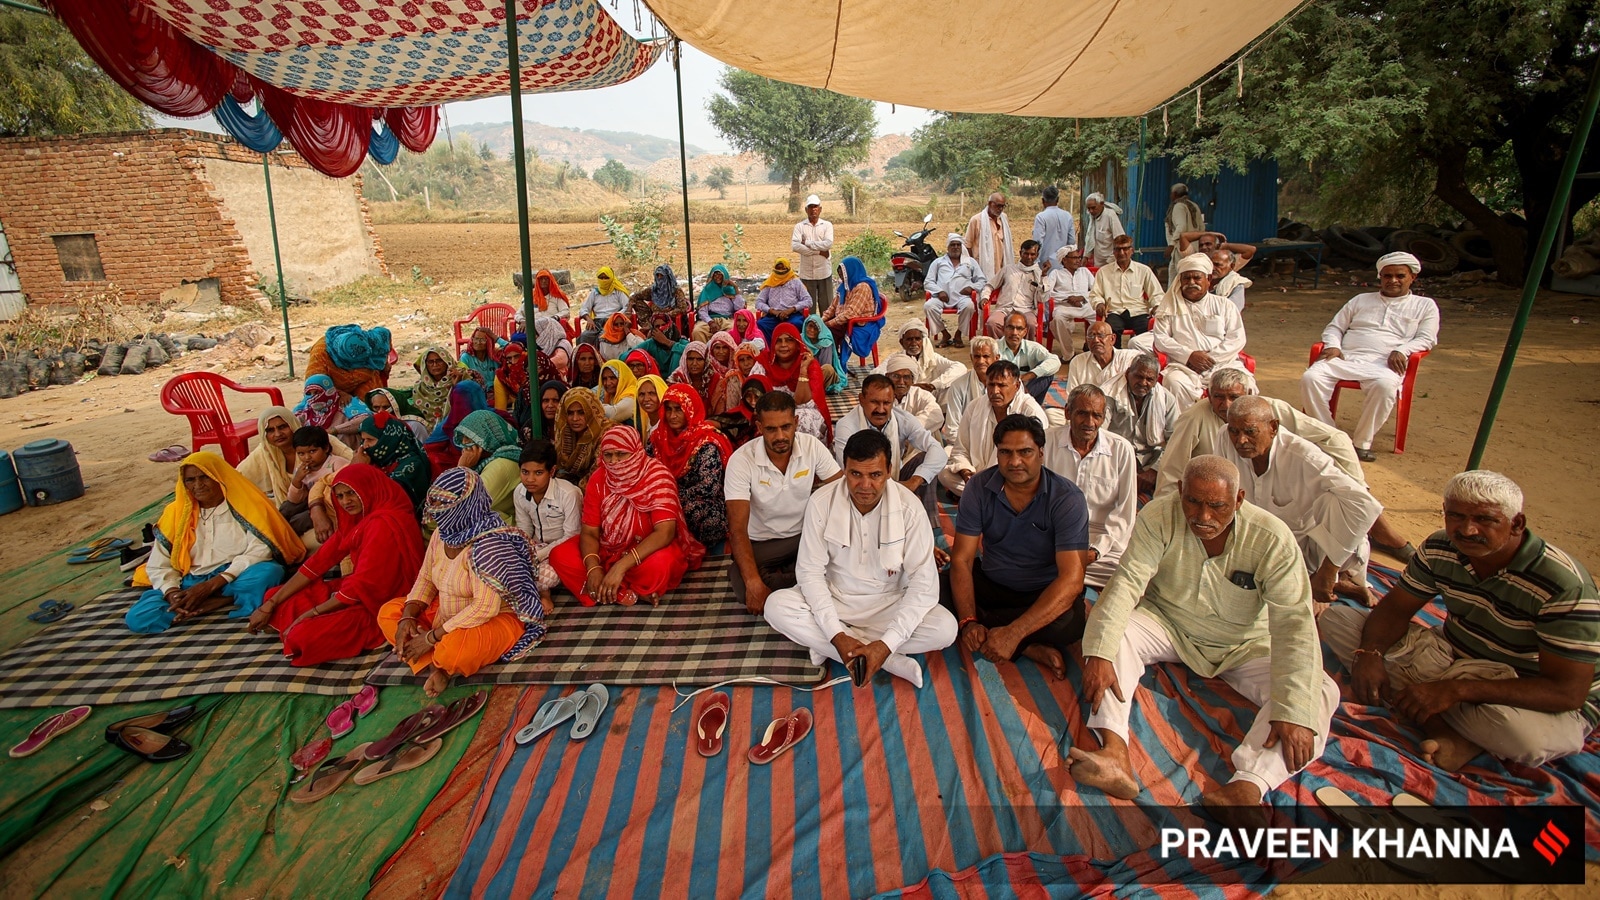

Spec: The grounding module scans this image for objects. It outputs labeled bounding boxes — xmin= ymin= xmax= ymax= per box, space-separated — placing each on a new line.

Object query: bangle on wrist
xmin=1352 ymin=648 xmax=1383 ymax=661
xmin=957 ymin=616 xmax=978 ymax=630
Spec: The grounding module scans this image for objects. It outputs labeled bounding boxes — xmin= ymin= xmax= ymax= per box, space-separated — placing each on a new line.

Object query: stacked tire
xmin=1384 ymin=230 xmax=1458 ymax=275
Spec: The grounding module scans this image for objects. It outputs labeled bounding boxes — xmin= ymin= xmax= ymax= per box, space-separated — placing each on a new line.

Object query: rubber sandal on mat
xmin=569 ymin=684 xmax=609 ymax=741
xmin=352 ymin=738 xmax=443 ymax=786
xmin=10 ymin=706 xmax=91 ymax=758
xmin=290 ymin=742 xmax=372 ymax=803
xmin=748 ymin=707 xmax=812 ymax=765
xmin=413 ymin=691 xmax=488 ymax=744
xmin=27 ymin=600 xmax=74 ymax=624
xmin=694 ymin=692 xmax=731 ymax=758
xmin=515 ymin=694 xmax=580 ymax=745
xmin=362 ymin=705 xmax=446 ymax=761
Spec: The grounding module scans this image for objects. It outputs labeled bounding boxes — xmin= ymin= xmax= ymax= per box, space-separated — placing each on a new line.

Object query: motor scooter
xmin=889 ymin=213 xmax=939 ymax=302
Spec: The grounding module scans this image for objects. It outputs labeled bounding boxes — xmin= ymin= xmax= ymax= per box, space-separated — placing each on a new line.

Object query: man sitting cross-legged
xmin=1217 ymin=397 xmax=1383 ymax=609
xmin=1064 ymin=321 xmax=1140 ymax=393
xmin=1107 ymin=353 xmax=1179 ymax=496
xmin=941 ymin=337 xmax=998 ymax=444
xmin=1069 ymin=455 xmax=1339 ymax=819
xmin=1149 ymin=253 xmax=1251 ymax=408
xmin=882 ymin=352 xmax=946 ymax=436
xmin=939 ymin=360 xmax=1049 ymax=499
xmin=947 ymin=414 xmax=1090 ymax=679
xmin=127 ymin=452 xmax=305 ymax=633
xmin=1319 ymin=470 xmax=1600 ymax=771
xmin=724 ymin=391 xmax=843 ymax=614
xmin=878 ymin=319 xmax=966 ymax=411
xmin=1043 ymin=384 xmax=1137 ymax=592
xmin=764 ymin=430 xmax=959 ymax=688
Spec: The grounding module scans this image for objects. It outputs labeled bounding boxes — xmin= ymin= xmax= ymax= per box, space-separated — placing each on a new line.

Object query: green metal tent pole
xmin=673 ymin=38 xmax=694 ymax=283
xmin=1466 ymin=54 xmax=1600 ymax=470
xmin=0 ymin=0 xmax=49 ymax=14
xmin=505 ymin=0 xmax=541 ymax=439
xmin=262 ymin=153 xmax=295 ymax=378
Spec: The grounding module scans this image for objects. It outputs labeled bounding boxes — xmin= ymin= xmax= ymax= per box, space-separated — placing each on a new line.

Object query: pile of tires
xmin=1308 ymin=218 xmax=1519 ymax=275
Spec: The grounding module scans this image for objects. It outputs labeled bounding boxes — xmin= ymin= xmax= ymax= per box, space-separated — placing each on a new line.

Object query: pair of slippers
xmin=27 ymin=600 xmax=74 ymax=624
xmin=105 ymin=705 xmax=198 ymax=763
xmin=694 ymin=692 xmax=814 ymax=764
xmin=515 ymin=684 xmax=609 ymax=745
xmin=10 ymin=706 xmax=92 ymax=758
xmin=67 ymin=538 xmax=130 ymax=565
xmin=291 ymin=692 xmax=486 ymax=803
xmin=326 ymin=686 xmax=379 ymax=739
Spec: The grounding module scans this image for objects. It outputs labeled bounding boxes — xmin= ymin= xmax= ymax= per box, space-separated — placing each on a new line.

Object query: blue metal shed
xmin=1082 ymin=149 xmax=1279 ymax=257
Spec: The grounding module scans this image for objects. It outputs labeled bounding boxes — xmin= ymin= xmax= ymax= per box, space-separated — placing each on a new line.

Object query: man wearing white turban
xmin=1301 ymin=252 xmax=1440 ymax=460
xmin=1150 ymin=253 xmax=1252 ymax=408
xmin=923 ymin=234 xmax=986 ymax=348
xmin=1083 ymin=192 xmax=1126 ymax=266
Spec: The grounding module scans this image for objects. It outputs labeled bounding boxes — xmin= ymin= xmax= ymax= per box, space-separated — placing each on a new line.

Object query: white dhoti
xmin=763 ymin=587 xmax=958 ymax=688
xmin=1300 ymin=357 xmax=1403 ymax=450
xmin=1297 ymin=489 xmax=1378 ymax=582
xmin=1087 ymin=609 xmax=1340 ymax=796
xmin=1127 ymin=331 xmax=1157 ymax=355
xmin=1049 ymin=300 xmax=1096 ymax=357
xmin=1160 ymin=362 xmax=1255 ymax=409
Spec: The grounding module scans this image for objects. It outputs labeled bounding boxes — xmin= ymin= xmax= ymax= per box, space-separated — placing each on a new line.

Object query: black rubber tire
xmin=1360 ymin=226 xmax=1398 ymax=242
xmin=98 ymin=342 xmax=126 ymax=376
xmin=1321 ymin=224 xmax=1386 ymax=262
xmin=1277 ymin=221 xmax=1315 ymax=241
xmin=1387 ymin=231 xmax=1459 ymax=274
xmin=1450 ymin=230 xmax=1496 ymax=269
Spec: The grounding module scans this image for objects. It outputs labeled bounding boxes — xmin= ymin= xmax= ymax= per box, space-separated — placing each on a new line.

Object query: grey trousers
xmin=729 ymin=535 xmax=802 ymax=605
xmin=802 ymin=277 xmax=834 ymax=317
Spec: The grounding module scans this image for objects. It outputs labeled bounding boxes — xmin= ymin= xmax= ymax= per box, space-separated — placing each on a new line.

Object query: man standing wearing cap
xmin=1301 ymin=253 xmax=1440 ymax=461
xmin=792 ymin=195 xmax=836 ymax=316
xmin=924 ymin=234 xmax=986 ymax=348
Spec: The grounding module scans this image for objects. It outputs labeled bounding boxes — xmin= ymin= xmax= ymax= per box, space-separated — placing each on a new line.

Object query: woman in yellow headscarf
xmin=577 ymin=266 xmax=632 ymax=337
xmin=755 ymin=257 xmax=811 ymax=346
xmin=594 ymin=358 xmax=639 ymax=425
xmin=632 ymin=373 xmax=670 ymax=439
xmin=127 ymin=452 xmax=306 ymax=634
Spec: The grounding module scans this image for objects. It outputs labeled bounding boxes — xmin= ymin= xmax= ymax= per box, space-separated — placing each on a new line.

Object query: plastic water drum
xmin=14 ymin=438 xmax=85 ymax=507
xmin=0 ymin=449 xmax=22 ymax=516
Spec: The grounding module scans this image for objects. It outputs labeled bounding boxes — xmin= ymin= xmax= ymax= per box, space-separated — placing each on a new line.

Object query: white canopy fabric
xmin=644 ymin=0 xmax=1300 ymax=117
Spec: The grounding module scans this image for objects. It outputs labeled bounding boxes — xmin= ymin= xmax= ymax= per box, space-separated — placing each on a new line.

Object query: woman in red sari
xmin=548 ymin=428 xmax=705 ymax=606
xmin=248 ymin=464 xmax=425 ymax=666
xmin=758 ymin=322 xmax=832 ymax=443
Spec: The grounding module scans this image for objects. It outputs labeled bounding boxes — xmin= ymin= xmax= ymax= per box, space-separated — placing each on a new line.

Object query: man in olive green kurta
xmin=1068 ymin=455 xmax=1339 ymax=814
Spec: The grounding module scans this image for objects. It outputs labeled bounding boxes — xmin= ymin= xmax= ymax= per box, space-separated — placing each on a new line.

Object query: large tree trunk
xmin=1432 ymin=144 xmax=1526 ymax=284
xmin=787 ymin=173 xmax=803 ymax=215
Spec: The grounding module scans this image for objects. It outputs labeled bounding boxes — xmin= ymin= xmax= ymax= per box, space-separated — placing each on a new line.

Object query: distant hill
xmin=642 ymin=133 xmax=913 ymax=183
xmin=450 ymin=121 xmax=705 ymax=172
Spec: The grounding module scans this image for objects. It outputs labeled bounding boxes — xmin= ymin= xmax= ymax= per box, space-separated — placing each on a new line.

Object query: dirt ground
xmin=3 ymin=220 xmax=1599 ymax=579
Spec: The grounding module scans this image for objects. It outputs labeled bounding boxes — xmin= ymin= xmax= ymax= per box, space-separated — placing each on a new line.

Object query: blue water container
xmin=0 ymin=450 xmax=22 ymax=515
xmin=14 ymin=438 xmax=85 ymax=507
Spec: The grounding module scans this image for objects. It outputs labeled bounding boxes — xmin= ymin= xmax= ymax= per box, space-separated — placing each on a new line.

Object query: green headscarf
xmin=697 ymin=264 xmax=736 ymax=307
xmin=453 ymin=409 xmax=523 ymax=470
xmin=359 ymin=412 xmax=430 ymax=511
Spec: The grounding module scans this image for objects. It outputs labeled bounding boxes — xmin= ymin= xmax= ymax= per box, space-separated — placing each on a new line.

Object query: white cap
xmin=804 ymin=194 xmax=822 ymax=208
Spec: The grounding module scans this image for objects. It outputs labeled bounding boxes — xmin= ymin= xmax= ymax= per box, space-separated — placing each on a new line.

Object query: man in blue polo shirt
xmin=946 ymin=413 xmax=1090 ymax=679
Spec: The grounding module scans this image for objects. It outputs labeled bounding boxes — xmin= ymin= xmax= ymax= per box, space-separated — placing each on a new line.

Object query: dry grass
xmin=0 ymin=285 xmax=175 ymax=355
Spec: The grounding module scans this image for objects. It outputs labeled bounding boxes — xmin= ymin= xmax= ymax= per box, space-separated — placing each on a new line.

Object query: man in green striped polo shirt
xmin=1320 ymin=470 xmax=1600 ymax=771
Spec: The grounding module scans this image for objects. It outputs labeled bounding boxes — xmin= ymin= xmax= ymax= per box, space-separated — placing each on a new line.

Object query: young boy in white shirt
xmin=513 ymin=440 xmax=583 ymax=603
xmin=285 ymin=425 xmax=348 ymax=546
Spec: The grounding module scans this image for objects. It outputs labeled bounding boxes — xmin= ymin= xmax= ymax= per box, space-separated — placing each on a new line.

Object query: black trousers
xmin=729 ymin=535 xmax=801 ymax=605
xmin=1103 ymin=311 xmax=1152 ymax=348
xmin=941 ymin=563 xmax=1087 ymax=659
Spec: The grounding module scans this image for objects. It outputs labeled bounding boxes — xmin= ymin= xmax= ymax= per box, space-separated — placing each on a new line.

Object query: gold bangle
xmin=630 ymin=548 xmax=642 ymax=567
xmin=583 ymin=553 xmax=602 ymax=565
xmin=586 ymin=565 xmax=604 ymax=576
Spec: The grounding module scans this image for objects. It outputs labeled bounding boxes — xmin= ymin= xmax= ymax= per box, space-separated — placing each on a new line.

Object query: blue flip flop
xmin=68 ymin=547 xmax=122 ymax=565
xmin=27 ymin=600 xmax=74 ymax=624
xmin=69 ymin=538 xmax=131 ymax=556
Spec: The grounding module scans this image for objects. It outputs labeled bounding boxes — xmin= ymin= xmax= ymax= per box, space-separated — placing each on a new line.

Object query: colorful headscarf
xmin=453 ymin=409 xmax=523 ymax=471
xmin=649 ymin=311 xmax=680 ymax=341
xmin=320 ymin=463 xmax=426 ymax=611
xmin=759 ymin=322 xmax=831 ymax=430
xmin=532 ymin=269 xmax=569 ymax=312
xmin=323 ymin=323 xmax=393 ymax=372
xmin=571 ymin=343 xmax=602 ymax=389
xmin=707 ymin=330 xmax=738 ymax=367
xmin=595 ymin=266 xmax=625 ymax=295
xmin=497 ymin=340 xmax=529 ymax=397
xmin=598 ymin=358 xmax=638 ymax=406
xmin=555 ymin=387 xmax=610 ymax=482
xmin=429 ymin=379 xmax=491 ymax=446
xmin=734 ymin=344 xmax=759 ymax=378
xmin=593 ymin=428 xmax=705 ymax=569
xmin=601 ymin=312 xmax=631 ymax=345
xmin=761 ymin=258 xmax=797 ymax=289
xmin=424 ymin=467 xmax=546 ymax=656
xmin=671 ymin=340 xmax=723 ymax=399
xmin=412 ymin=346 xmax=460 ymax=425
xmin=730 ymin=308 xmax=764 ymax=348
xmin=801 ymin=313 xmax=835 ymax=355
xmin=149 ymin=452 xmax=306 ymax=580
xmin=649 ymin=264 xmax=680 ymax=310
xmin=364 ymin=388 xmax=407 ymax=417
xmin=837 ymin=255 xmax=881 ymax=305
xmin=238 ymin=405 xmax=302 ymax=502
xmin=359 ymin=411 xmax=431 ymax=509
xmin=735 ymin=374 xmax=774 ymax=422
xmin=697 ymin=264 xmax=736 ymax=307
xmin=651 ymin=383 xmax=733 ymax=478
xmin=295 ymin=375 xmax=344 ymax=430
xmin=624 ymin=347 xmax=661 ymax=378
xmin=633 ymin=373 xmax=669 ymax=436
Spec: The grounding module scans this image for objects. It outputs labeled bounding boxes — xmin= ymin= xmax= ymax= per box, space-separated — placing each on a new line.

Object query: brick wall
xmin=0 ymin=128 xmax=384 ymax=309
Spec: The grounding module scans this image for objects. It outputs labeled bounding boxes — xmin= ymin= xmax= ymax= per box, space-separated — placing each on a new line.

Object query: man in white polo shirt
xmin=725 ymin=390 xmax=842 ymax=614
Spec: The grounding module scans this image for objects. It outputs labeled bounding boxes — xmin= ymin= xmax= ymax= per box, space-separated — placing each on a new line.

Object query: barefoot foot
xmin=1019 ymin=644 xmax=1067 ymax=680
xmin=423 ymin=668 xmax=451 ymax=698
xmin=1419 ymin=735 xmax=1482 ymax=772
xmin=1333 ymin=578 xmax=1372 ymax=607
xmin=1200 ymin=781 xmax=1268 ymax=829
xmin=1066 ymin=745 xmax=1141 ymax=800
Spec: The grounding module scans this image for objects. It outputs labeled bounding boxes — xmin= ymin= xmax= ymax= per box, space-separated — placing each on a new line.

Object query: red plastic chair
xmin=925 ymin=289 xmax=981 ymax=341
xmin=979 ymin=297 xmax=1051 ymax=346
xmin=453 ymin=303 xmax=517 ymax=357
xmin=160 ymin=373 xmax=286 ymax=466
xmin=845 ymin=293 xmax=890 ymax=366
xmin=1307 ymin=342 xmax=1429 ymax=454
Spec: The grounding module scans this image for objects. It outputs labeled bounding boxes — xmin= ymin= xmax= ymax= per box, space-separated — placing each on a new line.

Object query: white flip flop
xmin=515 ymin=694 xmax=580 ymax=745
xmin=569 ymin=684 xmax=609 ymax=741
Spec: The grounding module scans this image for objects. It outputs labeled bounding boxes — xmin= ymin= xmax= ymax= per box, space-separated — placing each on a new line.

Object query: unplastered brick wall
xmin=0 ymin=128 xmax=385 ymax=308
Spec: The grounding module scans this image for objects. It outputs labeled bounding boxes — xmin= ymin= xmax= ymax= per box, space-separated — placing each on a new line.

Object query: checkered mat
xmin=364 ymin=555 xmax=829 ymax=688
xmin=0 ymin=588 xmax=384 ymax=710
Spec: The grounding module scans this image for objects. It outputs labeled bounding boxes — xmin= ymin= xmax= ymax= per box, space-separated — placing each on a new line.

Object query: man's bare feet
xmin=1200 ymin=781 xmax=1268 ymax=829
xmin=1333 ymin=577 xmax=1373 ymax=607
xmin=423 ymin=668 xmax=451 ymax=698
xmin=1019 ymin=644 xmax=1067 ymax=680
xmin=1419 ymin=731 xmax=1482 ymax=772
xmin=1067 ymin=740 xmax=1141 ymax=800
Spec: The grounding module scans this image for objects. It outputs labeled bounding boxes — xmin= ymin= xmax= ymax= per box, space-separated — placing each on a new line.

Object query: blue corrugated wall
xmin=1081 ymin=152 xmax=1279 ymax=251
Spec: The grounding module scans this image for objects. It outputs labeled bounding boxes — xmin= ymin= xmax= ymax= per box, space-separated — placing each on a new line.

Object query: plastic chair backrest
xmin=164 ymin=373 xmax=234 ymax=429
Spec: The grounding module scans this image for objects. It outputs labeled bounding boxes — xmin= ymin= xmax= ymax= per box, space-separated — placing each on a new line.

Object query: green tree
xmin=705 ymin=164 xmax=734 ymax=199
xmin=593 ymin=158 xmax=635 ymax=194
xmin=478 ymin=141 xmax=494 ymax=162
xmin=707 ymin=71 xmax=876 ymax=213
xmin=0 ymin=11 xmax=149 ymax=137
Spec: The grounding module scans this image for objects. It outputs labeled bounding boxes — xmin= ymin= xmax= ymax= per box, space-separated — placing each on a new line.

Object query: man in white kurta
xmin=791 ymin=195 xmax=836 ymax=315
xmin=877 ymin=319 xmax=966 ymax=407
xmin=1065 ymin=322 xmax=1140 ymax=392
xmin=1209 ymin=249 xmax=1254 ymax=313
xmin=939 ymin=361 xmax=1049 ymax=498
xmin=1216 ymin=397 xmax=1383 ymax=608
xmin=964 ymin=192 xmax=1014 ymax=281
xmin=833 ymin=374 xmax=947 ymax=523
xmin=1301 ymin=251 xmax=1440 ymax=459
xmin=1068 ymin=455 xmax=1340 ymax=813
xmin=923 ymin=235 xmax=986 ymax=347
xmin=1090 ymin=236 xmax=1162 ymax=346
xmin=764 ymin=430 xmax=958 ymax=688
xmin=1043 ymin=384 xmax=1138 ymax=589
xmin=941 ymin=337 xmax=997 ymax=444
xmin=1083 ymin=192 xmax=1126 ymax=266
xmin=984 ymin=241 xmax=1046 ymax=339
xmin=1047 ymin=246 xmax=1097 ymax=357
xmin=997 ymin=311 xmax=1061 ymax=406
xmin=1106 ymin=354 xmax=1180 ymax=494
xmin=881 ymin=352 xmax=945 ymax=436
xmin=1151 ymin=254 xmax=1251 ymax=408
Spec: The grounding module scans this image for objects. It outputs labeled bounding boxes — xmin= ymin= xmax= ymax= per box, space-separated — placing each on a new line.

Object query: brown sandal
xmin=352 ymin=738 xmax=443 ymax=786
xmin=289 ymin=742 xmax=372 ymax=803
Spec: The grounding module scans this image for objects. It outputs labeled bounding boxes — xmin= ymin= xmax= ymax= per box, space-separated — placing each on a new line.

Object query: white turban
xmin=1376 ymin=251 xmax=1421 ymax=274
xmin=945 ymin=233 xmax=965 ymax=245
xmin=896 ymin=319 xmax=927 ymax=341
xmin=1055 ymin=244 xmax=1079 ymax=262
xmin=1162 ymin=253 xmax=1216 ymax=308
xmin=1176 ymin=253 xmax=1215 ymax=277
xmin=882 ymin=352 xmax=919 ymax=376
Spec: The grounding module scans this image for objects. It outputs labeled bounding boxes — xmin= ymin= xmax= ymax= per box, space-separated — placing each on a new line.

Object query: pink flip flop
xmin=748 ymin=707 xmax=813 ymax=766
xmin=325 ymin=686 xmax=380 ymax=739
xmin=10 ymin=706 xmax=92 ymax=758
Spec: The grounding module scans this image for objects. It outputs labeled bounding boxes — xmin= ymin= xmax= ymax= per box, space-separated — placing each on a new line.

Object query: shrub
xmin=840 ymin=230 xmax=895 ymax=275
